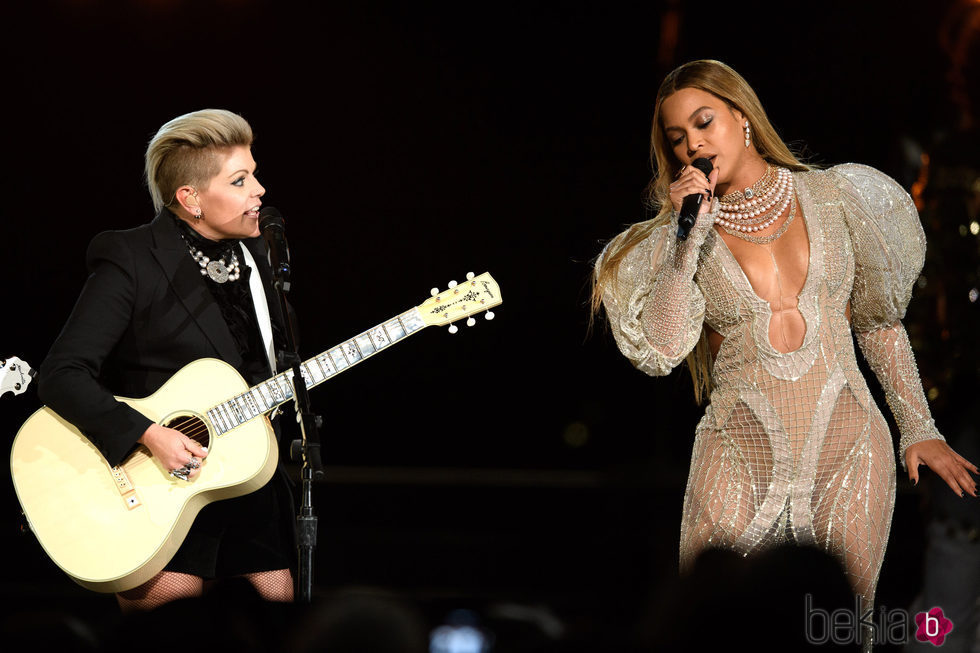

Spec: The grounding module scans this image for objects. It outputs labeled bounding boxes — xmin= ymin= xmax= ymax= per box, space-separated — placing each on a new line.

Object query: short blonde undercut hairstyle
xmin=144 ymin=109 xmax=254 ymax=212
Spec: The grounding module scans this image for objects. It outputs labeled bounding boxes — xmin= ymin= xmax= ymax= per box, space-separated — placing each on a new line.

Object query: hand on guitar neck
xmin=138 ymin=424 xmax=210 ymax=481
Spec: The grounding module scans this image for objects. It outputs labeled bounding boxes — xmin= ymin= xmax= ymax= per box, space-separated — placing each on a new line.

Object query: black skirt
xmin=164 ymin=468 xmax=296 ymax=579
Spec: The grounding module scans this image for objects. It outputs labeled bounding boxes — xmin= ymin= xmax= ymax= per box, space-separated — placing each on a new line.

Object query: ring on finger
xmin=188 ymin=456 xmax=201 ymax=469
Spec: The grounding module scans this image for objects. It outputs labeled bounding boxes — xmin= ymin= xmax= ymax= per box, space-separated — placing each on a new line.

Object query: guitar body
xmin=9 ymin=358 xmax=279 ymax=593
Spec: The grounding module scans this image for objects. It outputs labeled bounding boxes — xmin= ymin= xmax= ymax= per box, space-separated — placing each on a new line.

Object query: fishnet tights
xmin=116 ymin=569 xmax=294 ymax=612
xmin=238 ymin=568 xmax=294 ymax=602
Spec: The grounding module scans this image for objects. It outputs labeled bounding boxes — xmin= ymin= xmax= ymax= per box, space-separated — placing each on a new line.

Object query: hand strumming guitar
xmin=139 ymin=423 xmax=209 ymax=481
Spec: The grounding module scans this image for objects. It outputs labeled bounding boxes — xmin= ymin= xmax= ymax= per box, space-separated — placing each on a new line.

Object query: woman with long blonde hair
xmin=592 ymin=59 xmax=976 ymax=640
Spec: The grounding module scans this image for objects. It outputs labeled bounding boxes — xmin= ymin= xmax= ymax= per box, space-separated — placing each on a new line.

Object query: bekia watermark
xmin=805 ymin=594 xmax=954 ymax=646
xmin=914 ymin=607 xmax=954 ymax=646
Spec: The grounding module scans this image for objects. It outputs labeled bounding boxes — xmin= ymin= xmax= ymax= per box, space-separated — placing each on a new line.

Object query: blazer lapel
xmin=148 ymin=212 xmax=242 ymax=366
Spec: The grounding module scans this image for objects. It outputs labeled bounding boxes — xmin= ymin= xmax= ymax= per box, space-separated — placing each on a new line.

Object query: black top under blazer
xmin=38 ymin=210 xmax=288 ymax=467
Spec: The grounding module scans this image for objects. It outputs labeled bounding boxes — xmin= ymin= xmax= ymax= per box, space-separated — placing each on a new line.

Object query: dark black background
xmin=0 ymin=0 xmax=970 ymax=648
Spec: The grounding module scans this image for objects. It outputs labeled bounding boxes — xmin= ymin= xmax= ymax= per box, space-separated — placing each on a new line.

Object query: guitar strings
xmin=164 ymin=415 xmax=211 ymax=446
xmin=161 ymin=396 xmax=276 ymax=446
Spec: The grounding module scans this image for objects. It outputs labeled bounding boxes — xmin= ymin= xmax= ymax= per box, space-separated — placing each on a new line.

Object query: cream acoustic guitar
xmin=10 ymin=272 xmax=501 ymax=593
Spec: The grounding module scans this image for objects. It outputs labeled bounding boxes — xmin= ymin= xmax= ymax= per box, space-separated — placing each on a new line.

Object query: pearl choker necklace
xmin=715 ymin=165 xmax=795 ymax=234
xmin=719 ymin=164 xmax=779 ymax=205
xmin=181 ymin=237 xmax=241 ymax=283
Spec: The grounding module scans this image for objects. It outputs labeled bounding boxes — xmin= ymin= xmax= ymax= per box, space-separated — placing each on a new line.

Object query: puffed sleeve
xmin=833 ymin=163 xmax=944 ymax=466
xmin=834 ymin=163 xmax=926 ymax=331
xmin=37 ymin=231 xmax=154 ymax=467
xmin=596 ymin=206 xmax=713 ymax=376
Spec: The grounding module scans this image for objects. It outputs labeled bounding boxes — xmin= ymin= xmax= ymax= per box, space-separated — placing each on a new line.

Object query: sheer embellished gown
xmin=598 ymin=163 xmax=944 ymax=609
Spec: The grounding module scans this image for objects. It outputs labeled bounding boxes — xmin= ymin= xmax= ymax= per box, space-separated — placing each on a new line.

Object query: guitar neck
xmin=204 ymin=307 xmax=428 ymax=434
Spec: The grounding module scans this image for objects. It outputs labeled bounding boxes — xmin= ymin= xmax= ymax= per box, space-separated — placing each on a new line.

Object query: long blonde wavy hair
xmin=591 ymin=60 xmax=812 ymax=403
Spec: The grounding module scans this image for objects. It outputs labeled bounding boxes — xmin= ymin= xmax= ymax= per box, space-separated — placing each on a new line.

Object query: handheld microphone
xmin=259 ymin=206 xmax=291 ymax=290
xmin=676 ymin=157 xmax=714 ymax=241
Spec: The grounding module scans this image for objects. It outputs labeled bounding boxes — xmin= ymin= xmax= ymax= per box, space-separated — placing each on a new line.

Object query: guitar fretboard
xmin=205 ymin=307 xmax=427 ymax=434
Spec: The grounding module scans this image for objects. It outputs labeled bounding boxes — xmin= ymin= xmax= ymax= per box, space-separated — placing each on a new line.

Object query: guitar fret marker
xmin=268 ymin=381 xmax=284 ymax=404
xmin=231 ymin=401 xmax=246 ymax=424
xmin=277 ymin=375 xmax=294 ymax=399
xmin=232 ymin=398 xmax=246 ymax=421
xmin=371 ymin=327 xmax=390 ymax=348
xmin=251 ymin=389 xmax=268 ymax=413
xmin=242 ymin=394 xmax=259 ymax=419
xmin=383 ymin=319 xmax=405 ymax=342
xmin=299 ymin=364 xmax=313 ymax=387
xmin=313 ymin=357 xmax=330 ymax=380
xmin=316 ymin=355 xmax=335 ymax=377
xmin=343 ymin=341 xmax=361 ymax=364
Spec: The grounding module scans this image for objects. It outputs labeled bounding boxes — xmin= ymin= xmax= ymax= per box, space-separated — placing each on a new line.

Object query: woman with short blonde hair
xmin=40 ymin=108 xmax=296 ymax=611
xmin=145 ymin=108 xmax=254 ymax=212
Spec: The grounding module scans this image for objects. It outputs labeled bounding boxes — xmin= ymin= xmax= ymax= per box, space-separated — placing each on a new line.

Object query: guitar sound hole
xmin=163 ymin=414 xmax=211 ymax=450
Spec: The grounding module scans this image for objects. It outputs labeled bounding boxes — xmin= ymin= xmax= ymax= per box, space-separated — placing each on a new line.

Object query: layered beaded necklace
xmin=178 ymin=232 xmax=242 ymax=283
xmin=715 ymin=164 xmax=797 ymax=244
xmin=189 ymin=244 xmax=241 ymax=283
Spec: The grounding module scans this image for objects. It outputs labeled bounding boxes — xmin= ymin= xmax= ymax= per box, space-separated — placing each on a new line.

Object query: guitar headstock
xmin=417 ymin=272 xmax=502 ymax=331
xmin=1 ymin=356 xmax=36 ymax=399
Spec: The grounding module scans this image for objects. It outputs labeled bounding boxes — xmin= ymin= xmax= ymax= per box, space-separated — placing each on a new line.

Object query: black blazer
xmin=38 ymin=210 xmax=288 ymax=467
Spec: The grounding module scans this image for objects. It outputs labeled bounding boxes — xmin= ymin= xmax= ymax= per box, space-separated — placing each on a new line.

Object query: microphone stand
xmin=268 ymin=246 xmax=324 ymax=605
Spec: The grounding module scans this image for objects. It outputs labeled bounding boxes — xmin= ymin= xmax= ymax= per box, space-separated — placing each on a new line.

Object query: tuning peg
xmin=466 ymin=272 xmax=475 ymax=280
xmin=485 ymin=311 xmax=495 ymax=320
xmin=448 ymin=324 xmax=459 ymax=334
xmin=430 ymin=288 xmax=439 ymax=296
xmin=448 ymin=280 xmax=458 ymax=288
xmin=466 ymin=317 xmax=476 ymax=327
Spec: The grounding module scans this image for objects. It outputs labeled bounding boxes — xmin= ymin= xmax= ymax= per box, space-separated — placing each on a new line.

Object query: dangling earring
xmin=191 ymin=189 xmax=203 ymax=220
xmin=744 ymin=120 xmax=752 ymax=148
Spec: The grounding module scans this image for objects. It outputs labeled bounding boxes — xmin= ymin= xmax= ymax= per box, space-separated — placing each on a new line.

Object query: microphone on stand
xmin=676 ymin=157 xmax=714 ymax=241
xmin=259 ymin=206 xmax=291 ymax=291
xmin=257 ymin=204 xmax=324 ymax=604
